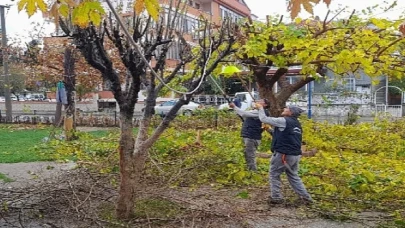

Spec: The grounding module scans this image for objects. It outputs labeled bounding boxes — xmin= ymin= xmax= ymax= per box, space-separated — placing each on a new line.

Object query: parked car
xmin=154 ymin=100 xmax=204 ymax=116
xmin=17 ymin=96 xmax=25 ymax=101
xmin=0 ymin=96 xmax=5 ymax=102
xmin=26 ymin=93 xmax=45 ymax=101
xmin=219 ymin=91 xmax=260 ymax=111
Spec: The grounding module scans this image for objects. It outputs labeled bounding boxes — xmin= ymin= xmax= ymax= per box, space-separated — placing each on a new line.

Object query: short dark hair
xmin=263 ymin=99 xmax=270 ymax=107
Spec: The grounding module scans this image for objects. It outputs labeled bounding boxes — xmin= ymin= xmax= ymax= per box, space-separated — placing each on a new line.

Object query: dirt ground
xmin=0 ymin=161 xmax=382 ymax=228
xmin=0 ymin=161 xmax=76 ymax=188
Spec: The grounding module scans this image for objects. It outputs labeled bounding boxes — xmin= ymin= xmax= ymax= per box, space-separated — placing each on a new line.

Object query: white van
xmin=26 ymin=94 xmax=45 ymax=101
xmin=219 ymin=91 xmax=260 ymax=111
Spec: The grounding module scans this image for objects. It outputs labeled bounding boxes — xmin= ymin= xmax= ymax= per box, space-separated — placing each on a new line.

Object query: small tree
xmin=54 ymin=0 xmax=238 ymax=218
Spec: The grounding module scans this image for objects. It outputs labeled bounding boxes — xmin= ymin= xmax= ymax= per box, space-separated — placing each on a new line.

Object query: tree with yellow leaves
xmin=233 ymin=9 xmax=405 ymax=116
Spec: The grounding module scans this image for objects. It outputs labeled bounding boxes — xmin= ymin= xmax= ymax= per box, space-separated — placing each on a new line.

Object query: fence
xmin=312 ymin=93 xmax=373 ymax=105
xmin=375 ymin=105 xmax=403 ymax=117
xmin=0 ymin=109 xmax=239 ymax=128
xmin=0 ymin=104 xmax=404 ymax=127
xmin=191 ymin=95 xmax=229 ymax=106
xmin=0 ymin=110 xmax=126 ymax=127
xmin=309 ymin=104 xmax=403 ymax=124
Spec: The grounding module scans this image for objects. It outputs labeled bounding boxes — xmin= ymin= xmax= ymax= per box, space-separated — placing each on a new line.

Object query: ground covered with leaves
xmin=1 ymin=111 xmax=405 ymax=227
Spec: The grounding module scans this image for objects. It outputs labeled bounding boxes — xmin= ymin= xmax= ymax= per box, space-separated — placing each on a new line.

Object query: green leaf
xmin=59 ymin=4 xmax=69 ymax=17
xmin=221 ymin=65 xmax=241 ymax=75
xmin=237 ymin=190 xmax=249 ymax=199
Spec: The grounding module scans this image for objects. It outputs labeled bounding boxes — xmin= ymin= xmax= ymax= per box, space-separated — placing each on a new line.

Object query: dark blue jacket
xmin=240 ymin=109 xmax=269 ymax=140
xmin=271 ymin=117 xmax=302 ymax=155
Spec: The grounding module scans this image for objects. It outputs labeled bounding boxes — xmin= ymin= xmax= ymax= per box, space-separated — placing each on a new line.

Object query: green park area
xmin=1 ymin=112 xmax=405 ymax=227
xmin=2 ymin=0 xmax=405 ymax=227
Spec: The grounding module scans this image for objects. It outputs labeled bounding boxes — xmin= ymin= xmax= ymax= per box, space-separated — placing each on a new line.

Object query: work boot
xmin=267 ymin=198 xmax=284 ymax=205
xmin=298 ymin=197 xmax=314 ymax=206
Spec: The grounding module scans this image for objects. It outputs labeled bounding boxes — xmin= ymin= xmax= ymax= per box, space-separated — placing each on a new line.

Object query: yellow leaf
xmin=72 ymin=1 xmax=105 ymax=28
xmin=36 ymin=0 xmax=47 ymax=12
xmin=362 ymin=170 xmax=375 ymax=182
xmin=18 ymin=0 xmax=28 ymax=12
xmin=144 ymin=0 xmax=160 ymax=21
xmin=134 ymin=0 xmax=145 ymax=15
xmin=89 ymin=10 xmax=102 ymax=26
xmin=26 ymin=0 xmax=37 ymax=16
xmin=18 ymin=0 xmax=48 ymax=17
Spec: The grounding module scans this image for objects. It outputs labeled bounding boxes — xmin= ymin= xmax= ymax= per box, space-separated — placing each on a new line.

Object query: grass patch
xmin=0 ymin=125 xmax=113 ymax=163
xmin=0 ymin=172 xmax=13 ymax=183
xmin=0 ymin=128 xmax=52 ymax=163
xmin=87 ymin=130 xmax=113 ymax=138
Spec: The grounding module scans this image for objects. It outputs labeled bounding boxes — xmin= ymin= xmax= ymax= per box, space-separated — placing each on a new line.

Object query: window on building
xmin=167 ymin=42 xmax=181 ymax=60
xmin=343 ymin=78 xmax=356 ymax=91
xmin=182 ymin=16 xmax=198 ymax=34
xmin=219 ymin=6 xmax=243 ymax=22
xmin=286 ymin=76 xmax=294 ymax=85
xmin=195 ymin=3 xmax=200 ymax=9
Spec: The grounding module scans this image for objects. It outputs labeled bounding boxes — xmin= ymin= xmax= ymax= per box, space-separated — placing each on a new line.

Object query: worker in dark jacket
xmin=255 ymin=103 xmax=313 ymax=205
xmin=229 ymin=99 xmax=269 ymax=171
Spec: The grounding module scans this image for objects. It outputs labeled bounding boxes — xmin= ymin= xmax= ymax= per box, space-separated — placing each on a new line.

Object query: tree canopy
xmin=227 ymin=10 xmax=405 ymax=115
xmin=238 ymin=15 xmax=405 ymax=78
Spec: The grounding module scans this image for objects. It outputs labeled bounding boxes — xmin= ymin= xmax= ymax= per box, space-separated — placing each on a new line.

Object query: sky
xmin=2 ymin=0 xmax=405 ymax=44
xmin=246 ymin=0 xmax=405 ymax=20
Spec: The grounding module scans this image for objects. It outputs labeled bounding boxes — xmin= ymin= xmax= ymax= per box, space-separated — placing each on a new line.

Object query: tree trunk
xmin=54 ymin=102 xmax=63 ymax=127
xmin=258 ymin=85 xmax=284 ymax=117
xmin=63 ymin=48 xmax=76 ymax=140
xmin=116 ymin=113 xmax=149 ymax=219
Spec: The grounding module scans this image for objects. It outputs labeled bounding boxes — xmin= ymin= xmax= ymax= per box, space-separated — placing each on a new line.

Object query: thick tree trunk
xmin=116 ymin=113 xmax=136 ymax=219
xmin=116 ymin=113 xmax=149 ymax=219
xmin=258 ymin=86 xmax=285 ymax=117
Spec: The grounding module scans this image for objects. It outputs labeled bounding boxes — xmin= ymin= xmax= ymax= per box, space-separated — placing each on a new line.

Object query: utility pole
xmin=0 ymin=5 xmax=12 ymax=122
